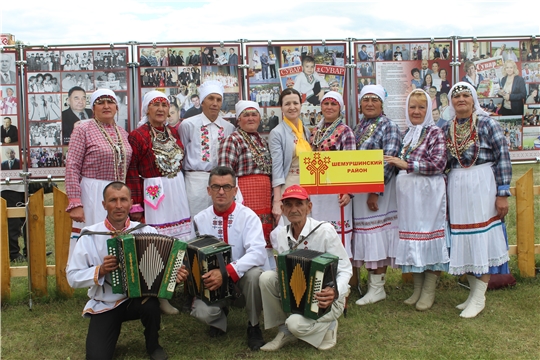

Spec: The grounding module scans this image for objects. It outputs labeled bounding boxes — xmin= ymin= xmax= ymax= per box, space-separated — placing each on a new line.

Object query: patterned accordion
xmin=184 ymin=235 xmax=233 ymax=305
xmin=107 ymin=233 xmax=187 ymax=299
xmin=277 ymin=249 xmax=339 ymax=320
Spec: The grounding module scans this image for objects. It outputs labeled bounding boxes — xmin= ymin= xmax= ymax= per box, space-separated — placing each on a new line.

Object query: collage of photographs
xmin=0 ymin=48 xmax=131 ymax=175
xmin=1 ymin=51 xmax=21 ymax=173
xmin=246 ymin=44 xmax=346 ymax=133
xmin=20 ymin=47 xmax=131 ymax=173
xmin=458 ymin=40 xmax=540 ymax=151
xmin=138 ymin=45 xmax=241 ymax=131
xmin=2 ymin=38 xmax=540 ymax=176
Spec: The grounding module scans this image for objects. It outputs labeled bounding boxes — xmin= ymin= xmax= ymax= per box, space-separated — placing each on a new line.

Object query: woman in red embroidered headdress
xmin=126 ymin=90 xmax=192 ymax=315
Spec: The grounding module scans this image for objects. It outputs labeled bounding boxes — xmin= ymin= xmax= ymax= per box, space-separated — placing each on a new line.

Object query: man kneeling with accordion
xmin=260 ymin=185 xmax=352 ymax=351
xmin=67 ymin=182 xmax=188 ymax=360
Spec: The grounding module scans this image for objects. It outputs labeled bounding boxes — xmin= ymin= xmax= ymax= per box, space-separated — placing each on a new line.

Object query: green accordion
xmin=277 ymin=249 xmax=339 ymax=320
xmin=107 ymin=233 xmax=187 ymax=299
xmin=184 ymin=235 xmax=232 ymax=305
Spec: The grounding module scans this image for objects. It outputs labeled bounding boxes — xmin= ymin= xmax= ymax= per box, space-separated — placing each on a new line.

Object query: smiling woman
xmin=309 ymin=91 xmax=355 ymax=257
xmin=269 ymin=88 xmax=311 ymax=226
xmin=384 ymin=89 xmax=449 ymax=311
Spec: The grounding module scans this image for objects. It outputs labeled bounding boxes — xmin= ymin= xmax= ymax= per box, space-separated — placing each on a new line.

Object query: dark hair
xmin=208 ymin=166 xmax=236 ymax=186
xmin=68 ymin=86 xmax=86 ymax=97
xmin=278 ymin=88 xmax=301 ymax=106
xmin=411 ymin=68 xmax=420 ymax=76
xmin=190 ymin=94 xmax=199 ymax=100
xmin=301 ymin=55 xmax=315 ymax=66
xmin=102 ymin=181 xmax=130 ymax=199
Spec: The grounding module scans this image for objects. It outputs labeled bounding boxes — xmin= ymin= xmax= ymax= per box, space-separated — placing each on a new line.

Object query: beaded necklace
xmin=312 ymin=117 xmax=343 ymax=148
xmin=399 ymin=127 xmax=427 ymax=161
xmin=149 ymin=124 xmax=184 ymax=178
xmin=446 ymin=114 xmax=479 ymax=168
xmin=94 ymin=119 xmax=127 ymax=181
xmin=355 ymin=116 xmax=381 ymax=148
xmin=237 ymin=128 xmax=272 ymax=174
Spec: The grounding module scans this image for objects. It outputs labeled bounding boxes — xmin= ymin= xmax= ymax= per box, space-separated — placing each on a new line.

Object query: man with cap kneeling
xmin=259 ymin=185 xmax=352 ymax=351
xmin=179 ymin=80 xmax=236 ymax=217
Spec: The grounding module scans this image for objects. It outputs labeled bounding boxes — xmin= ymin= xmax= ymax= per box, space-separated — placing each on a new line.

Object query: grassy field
xmin=1 ymin=164 xmax=539 ymax=360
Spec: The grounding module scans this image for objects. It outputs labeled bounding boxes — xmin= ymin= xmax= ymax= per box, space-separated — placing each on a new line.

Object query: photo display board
xmin=21 ymin=46 xmax=131 ymax=177
xmin=457 ymin=39 xmax=540 ymax=160
xmin=246 ymin=42 xmax=347 ymax=133
xmin=354 ymin=40 xmax=453 ymax=130
xmin=137 ymin=44 xmax=242 ymax=127
xmin=0 ymin=50 xmax=22 ymax=178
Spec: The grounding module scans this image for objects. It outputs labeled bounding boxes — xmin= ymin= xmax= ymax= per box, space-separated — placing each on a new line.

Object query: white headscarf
xmin=403 ymin=89 xmax=435 ymax=148
xmin=446 ymin=81 xmax=489 ymax=119
xmin=321 ymin=91 xmax=344 ymax=111
xmin=359 ymin=84 xmax=387 ymax=103
xmin=90 ymin=88 xmax=117 ymax=107
xmin=235 ymin=100 xmax=261 ymax=119
xmin=199 ymin=80 xmax=224 ymax=104
xmin=138 ymin=90 xmax=169 ymax=127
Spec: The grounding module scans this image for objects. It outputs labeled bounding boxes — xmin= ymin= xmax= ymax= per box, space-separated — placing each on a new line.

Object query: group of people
xmin=61 ymin=77 xmax=511 ymax=359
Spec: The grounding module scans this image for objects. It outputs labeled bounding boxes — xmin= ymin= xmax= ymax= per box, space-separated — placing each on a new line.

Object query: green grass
xmin=2 ymin=164 xmax=539 ymax=359
xmin=2 ymin=268 xmax=540 ymax=360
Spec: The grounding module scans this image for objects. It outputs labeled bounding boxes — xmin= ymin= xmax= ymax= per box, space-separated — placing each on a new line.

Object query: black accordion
xmin=107 ymin=233 xmax=187 ymax=299
xmin=184 ymin=235 xmax=233 ymax=305
xmin=277 ymin=249 xmax=339 ymax=320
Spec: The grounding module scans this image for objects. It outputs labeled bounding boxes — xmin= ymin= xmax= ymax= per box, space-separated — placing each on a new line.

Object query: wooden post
xmin=53 ymin=187 xmax=73 ymax=297
xmin=515 ymin=169 xmax=535 ymax=278
xmin=28 ymin=188 xmax=47 ymax=296
xmin=1 ymin=197 xmax=11 ymax=300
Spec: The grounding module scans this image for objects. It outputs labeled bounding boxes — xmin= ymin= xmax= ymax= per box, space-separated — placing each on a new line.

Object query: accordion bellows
xmin=107 ymin=233 xmax=187 ymax=299
xmin=184 ymin=235 xmax=233 ymax=304
xmin=277 ymin=249 xmax=339 ymax=320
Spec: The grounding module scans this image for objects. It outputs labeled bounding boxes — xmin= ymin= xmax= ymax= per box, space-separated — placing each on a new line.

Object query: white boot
xmin=159 ymin=298 xmax=179 ymax=315
xmin=456 ymin=274 xmax=477 ymax=310
xmin=355 ymin=273 xmax=386 ymax=306
xmin=416 ymin=272 xmax=438 ymax=311
xmin=404 ymin=273 xmax=424 ymax=305
xmin=460 ymin=278 xmax=488 ymax=318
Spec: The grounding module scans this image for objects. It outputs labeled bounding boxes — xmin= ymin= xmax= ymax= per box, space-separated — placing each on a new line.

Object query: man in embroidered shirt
xmin=190 ymin=166 xmax=268 ymax=351
xmin=67 ymin=182 xmax=188 ymax=360
xmin=179 ymin=81 xmax=235 ymax=216
xmin=259 ymin=184 xmax=352 ymax=352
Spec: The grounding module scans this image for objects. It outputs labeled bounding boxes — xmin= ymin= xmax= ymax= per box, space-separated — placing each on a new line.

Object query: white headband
xmin=90 ymin=88 xmax=116 ymax=106
xmin=321 ymin=91 xmax=344 ymax=111
xmin=235 ymin=100 xmax=261 ymax=119
xmin=138 ymin=90 xmax=169 ymax=127
xmin=359 ymin=84 xmax=386 ymax=103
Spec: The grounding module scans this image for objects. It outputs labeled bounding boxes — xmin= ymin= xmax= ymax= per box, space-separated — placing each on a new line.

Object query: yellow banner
xmin=299 ymin=150 xmax=384 ymax=194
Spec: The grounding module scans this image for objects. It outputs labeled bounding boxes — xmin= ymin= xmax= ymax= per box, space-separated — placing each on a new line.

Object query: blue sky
xmin=1 ymin=1 xmax=539 ymax=45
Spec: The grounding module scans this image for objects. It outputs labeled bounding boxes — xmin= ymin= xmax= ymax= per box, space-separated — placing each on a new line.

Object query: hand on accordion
xmin=175 ymin=265 xmax=189 ymax=283
xmin=202 ymin=269 xmax=224 ymax=291
xmin=315 ymin=286 xmax=337 ymax=309
xmin=99 ymin=255 xmax=119 ymax=278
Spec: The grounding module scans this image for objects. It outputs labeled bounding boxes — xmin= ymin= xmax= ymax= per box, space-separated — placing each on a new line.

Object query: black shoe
xmin=46 ymin=251 xmax=52 ymax=256
xmin=149 ymin=346 xmax=168 ymax=360
xmin=247 ymin=323 xmax=265 ymax=351
xmin=208 ymin=326 xmax=226 ymax=338
xmin=11 ymin=254 xmax=26 ymax=263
